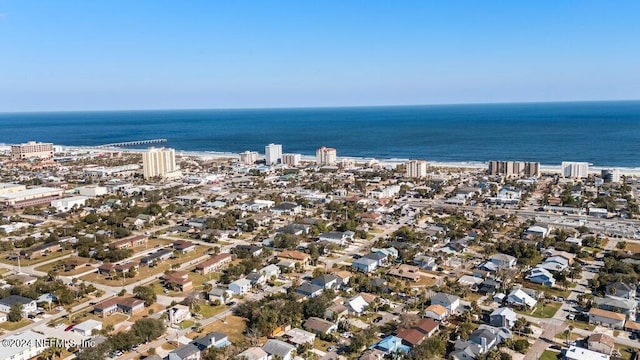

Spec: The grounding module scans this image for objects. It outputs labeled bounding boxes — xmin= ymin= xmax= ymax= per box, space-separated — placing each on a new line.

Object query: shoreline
xmin=3 ymin=144 xmax=640 ymax=176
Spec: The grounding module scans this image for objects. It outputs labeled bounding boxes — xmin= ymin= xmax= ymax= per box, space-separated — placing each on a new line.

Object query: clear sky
xmin=1 ymin=1 xmax=639 ymax=112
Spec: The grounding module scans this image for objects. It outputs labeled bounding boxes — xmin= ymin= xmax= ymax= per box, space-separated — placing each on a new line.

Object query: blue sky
xmin=0 ymin=1 xmax=639 ymax=111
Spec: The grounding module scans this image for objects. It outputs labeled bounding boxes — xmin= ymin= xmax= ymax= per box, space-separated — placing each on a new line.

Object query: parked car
xmin=64 ymin=324 xmax=76 ymax=331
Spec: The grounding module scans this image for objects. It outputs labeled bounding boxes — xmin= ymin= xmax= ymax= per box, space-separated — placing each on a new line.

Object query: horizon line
xmin=1 ymin=98 xmax=640 ymax=115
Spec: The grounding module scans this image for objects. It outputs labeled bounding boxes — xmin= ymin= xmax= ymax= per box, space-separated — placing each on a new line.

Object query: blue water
xmin=1 ymin=101 xmax=639 ymax=167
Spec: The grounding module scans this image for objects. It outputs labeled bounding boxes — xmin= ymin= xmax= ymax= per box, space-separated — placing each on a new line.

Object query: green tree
xmin=133 ymin=285 xmax=157 ymax=307
xmin=8 ymin=303 xmax=23 ymax=322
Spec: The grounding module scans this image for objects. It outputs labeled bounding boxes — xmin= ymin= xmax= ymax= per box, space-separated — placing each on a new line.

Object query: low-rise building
xmin=587 ymin=333 xmax=615 ymax=356
xmin=589 ymin=308 xmax=626 ymax=329
xmin=195 ymin=253 xmax=232 ymax=274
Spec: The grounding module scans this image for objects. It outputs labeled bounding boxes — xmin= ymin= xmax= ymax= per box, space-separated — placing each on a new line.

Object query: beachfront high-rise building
xmin=601 ymin=169 xmax=621 ymax=183
xmin=562 ymin=161 xmax=589 ymax=178
xmin=265 ymin=143 xmax=282 ymax=165
xmin=239 ymin=151 xmax=259 ymax=165
xmin=316 ymin=146 xmax=337 ymax=166
xmin=11 ymin=141 xmax=54 ymax=160
xmin=282 ymin=153 xmax=301 ymax=167
xmin=488 ymin=160 xmax=540 ymax=178
xmin=142 ymin=147 xmax=178 ymax=178
xmin=405 ymin=160 xmax=428 ymax=178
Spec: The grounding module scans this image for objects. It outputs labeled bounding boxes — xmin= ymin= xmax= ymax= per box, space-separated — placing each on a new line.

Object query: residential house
xmin=490 ymin=253 xmax=517 ymax=269
xmin=123 ymin=217 xmax=145 ymax=229
xmin=593 ymin=296 xmax=637 ymax=320
xmin=229 ymin=278 xmax=252 ymax=295
xmin=191 ymin=332 xmax=231 ymax=350
xmin=237 ymin=347 xmax=268 ymax=360
xmin=524 ymin=225 xmax=550 ymax=238
xmin=396 ymin=328 xmax=426 ymax=348
xmin=451 ymin=325 xmax=512 ymax=360
xmin=536 ymin=256 xmax=569 ymax=272
xmin=0 ymin=295 xmax=37 ymax=314
xmin=277 ymin=223 xmax=310 ymax=236
xmin=98 ymin=262 xmax=139 ymax=278
xmin=195 ymin=253 xmax=232 ymax=274
xmin=588 ymin=333 xmax=615 ymax=355
xmin=564 ymin=346 xmax=610 ymax=360
xmin=234 ymin=245 xmax=263 ymax=258
xmin=507 ymin=289 xmax=537 ymax=308
xmin=246 ymin=272 xmax=267 ymax=287
xmin=363 ymin=252 xmax=388 ymax=267
xmin=304 ymin=317 xmax=338 ymax=335
xmin=111 ymin=235 xmax=147 ymax=250
xmin=311 ymin=274 xmax=341 ymax=290
xmin=168 ymin=304 xmax=192 ymax=325
xmin=72 ymin=319 xmax=103 ymax=337
xmin=0 ymin=330 xmax=48 ymax=360
xmin=278 ymin=250 xmax=310 ymax=267
xmin=352 ymin=257 xmax=377 ymax=273
xmin=173 ymin=240 xmax=196 ymax=254
xmin=270 ymin=202 xmax=302 ymax=216
xmin=370 ymin=335 xmax=410 ymax=355
xmin=295 ymin=282 xmax=324 ymax=298
xmin=414 ymin=318 xmax=440 ymax=337
xmin=423 ymin=304 xmax=448 ymax=321
xmin=490 ymin=307 xmax=518 ymax=328
xmin=140 ymin=248 xmax=173 ymax=266
xmin=284 ymin=327 xmax=316 ymax=345
xmin=346 ymin=295 xmax=369 ymax=314
xmin=262 ymin=339 xmax=296 ymax=360
xmin=334 ymin=270 xmax=352 ymax=286
xmin=430 ymin=292 xmax=460 ymax=313
xmin=163 ymin=271 xmax=194 ymax=292
xmin=318 ymin=231 xmax=354 ymax=246
xmin=208 ymin=288 xmax=233 ymax=305
xmin=478 ymin=279 xmax=501 ymax=295
xmin=259 ymin=264 xmax=281 ymax=280
xmin=93 ymin=296 xmax=145 ymax=317
xmin=527 ymin=267 xmax=556 ymax=287
xmin=589 ymin=308 xmax=626 ymax=329
xmin=168 ymin=343 xmax=201 ymax=360
xmin=606 ymin=282 xmax=636 ymax=299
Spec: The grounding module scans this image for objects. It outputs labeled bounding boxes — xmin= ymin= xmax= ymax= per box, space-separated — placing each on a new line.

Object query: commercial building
xmin=562 ymin=161 xmax=589 ymax=178
xmin=265 ymin=143 xmax=282 ymax=165
xmin=51 ymin=196 xmax=89 ymax=212
xmin=0 ymin=187 xmax=64 ymax=209
xmin=239 ymin=151 xmax=259 ymax=165
xmin=0 ymin=183 xmax=27 ymax=195
xmin=405 ymin=160 xmax=428 ymax=178
xmin=84 ymin=164 xmax=140 ymax=177
xmin=142 ymin=147 xmax=180 ymax=179
xmin=488 ymin=160 xmax=540 ymax=178
xmin=282 ymin=153 xmax=301 ymax=167
xmin=78 ymin=185 xmax=108 ymax=197
xmin=11 ymin=141 xmax=54 ymax=160
xmin=316 ymin=146 xmax=337 ymax=166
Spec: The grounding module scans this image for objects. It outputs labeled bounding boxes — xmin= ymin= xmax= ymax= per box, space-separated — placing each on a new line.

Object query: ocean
xmin=1 ymin=101 xmax=639 ymax=167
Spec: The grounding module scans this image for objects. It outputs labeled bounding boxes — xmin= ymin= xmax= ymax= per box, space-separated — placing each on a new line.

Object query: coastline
xmin=40 ymin=145 xmax=640 ymax=176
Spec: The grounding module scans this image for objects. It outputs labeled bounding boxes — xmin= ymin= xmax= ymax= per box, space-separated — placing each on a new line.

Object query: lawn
xmin=35 ymin=257 xmax=98 ymax=275
xmin=81 ymin=247 xmax=209 ymax=286
xmin=0 ymin=249 xmax=74 ymax=266
xmin=195 ymin=303 xmax=227 ymax=318
xmin=0 ymin=319 xmax=31 ymax=331
xmin=179 ymin=320 xmax=195 ymax=329
xmin=615 ymin=345 xmax=636 ymax=360
xmin=517 ymin=302 xmax=562 ymax=318
xmin=521 ymin=281 xmax=571 ymax=298
xmin=189 ymin=315 xmax=246 ymax=343
xmin=540 ymin=350 xmax=561 ymax=360
xmin=624 ymin=242 xmax=640 ymax=254
xmin=414 ymin=276 xmax=438 ymax=287
xmin=76 ymin=313 xmax=129 ymax=329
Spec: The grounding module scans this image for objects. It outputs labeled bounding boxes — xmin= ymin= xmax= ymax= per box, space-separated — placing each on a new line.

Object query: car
xmin=27 ymin=314 xmax=35 ymax=319
xmin=226 ymin=301 xmax=237 ymax=306
xmin=55 ymin=323 xmax=65 ymax=329
xmin=327 ymin=346 xmax=336 ymax=352
xmin=64 ymin=324 xmax=76 ymax=331
xmin=373 ymin=316 xmax=383 ymax=324
xmin=567 ymin=314 xmax=575 ymax=320
xmin=630 ymin=333 xmax=638 ymax=340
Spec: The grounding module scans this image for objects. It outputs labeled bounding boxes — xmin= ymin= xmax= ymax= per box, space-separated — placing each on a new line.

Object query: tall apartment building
xmin=405 ymin=160 xmax=428 ymax=178
xmin=265 ymin=143 xmax=283 ymax=165
xmin=316 ymin=146 xmax=337 ymax=166
xmin=282 ymin=153 xmax=301 ymax=167
xmin=142 ymin=148 xmax=177 ymax=178
xmin=239 ymin=151 xmax=259 ymax=165
xmin=11 ymin=141 xmax=54 ymax=160
xmin=601 ymin=169 xmax=621 ymax=183
xmin=562 ymin=161 xmax=589 ymax=178
xmin=488 ymin=160 xmax=540 ymax=178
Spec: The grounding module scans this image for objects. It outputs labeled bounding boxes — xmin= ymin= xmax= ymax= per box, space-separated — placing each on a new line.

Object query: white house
xmin=430 ymin=292 xmax=460 ymax=313
xmin=507 ymin=289 xmax=537 ymax=308
xmin=259 ymin=264 xmax=281 ymax=279
xmin=229 ymin=278 xmax=252 ymax=295
xmin=0 ymin=295 xmax=37 ymax=315
xmin=168 ymin=304 xmax=192 ymax=325
xmin=73 ymin=319 xmax=103 ymax=337
xmin=0 ymin=330 xmax=48 ymax=360
xmin=318 ymin=231 xmax=354 ymax=246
